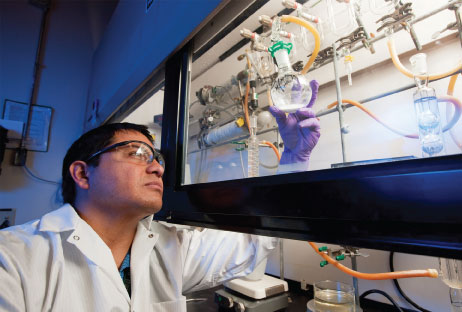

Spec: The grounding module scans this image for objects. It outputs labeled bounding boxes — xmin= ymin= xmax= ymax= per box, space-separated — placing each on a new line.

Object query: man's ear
xmin=69 ymin=161 xmax=91 ymax=190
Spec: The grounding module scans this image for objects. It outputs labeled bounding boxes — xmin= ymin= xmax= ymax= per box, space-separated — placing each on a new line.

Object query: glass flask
xmin=326 ymin=0 xmax=356 ymax=37
xmin=369 ymin=0 xmax=397 ymax=16
xmin=248 ymin=51 xmax=275 ymax=79
xmin=313 ymin=280 xmax=355 ymax=312
xmin=282 ymin=0 xmax=325 ymax=51
xmin=269 ymin=41 xmax=312 ymax=113
xmin=410 ymin=53 xmax=445 ymax=157
xmin=440 ymin=258 xmax=462 ymax=289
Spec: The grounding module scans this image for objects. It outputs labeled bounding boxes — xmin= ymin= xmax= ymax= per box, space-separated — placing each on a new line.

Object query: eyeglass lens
xmin=117 ymin=143 xmax=164 ymax=168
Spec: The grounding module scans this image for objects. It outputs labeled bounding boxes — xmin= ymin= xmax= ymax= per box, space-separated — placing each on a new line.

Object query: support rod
xmin=332 ymin=42 xmax=347 ymax=163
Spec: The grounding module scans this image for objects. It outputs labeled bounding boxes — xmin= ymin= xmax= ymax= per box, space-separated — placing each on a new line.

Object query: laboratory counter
xmin=186 ymin=278 xmax=418 ymax=312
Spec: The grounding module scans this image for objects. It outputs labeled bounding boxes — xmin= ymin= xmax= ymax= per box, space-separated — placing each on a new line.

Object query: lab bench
xmin=186 ymin=279 xmax=417 ymax=312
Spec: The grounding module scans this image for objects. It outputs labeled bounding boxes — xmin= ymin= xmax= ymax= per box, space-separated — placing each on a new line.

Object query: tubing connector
xmin=282 ymin=0 xmax=320 ymax=23
xmin=240 ymin=28 xmax=259 ymax=41
xmin=279 ymin=30 xmax=294 ymax=40
xmin=259 ymin=15 xmax=273 ymax=27
xmin=252 ymin=42 xmax=268 ymax=52
xmin=282 ymin=0 xmax=298 ymax=9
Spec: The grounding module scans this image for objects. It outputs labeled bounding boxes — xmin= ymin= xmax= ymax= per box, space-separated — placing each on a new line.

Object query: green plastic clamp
xmin=233 ymin=141 xmax=246 ymax=152
xmin=268 ymin=41 xmax=293 ymax=57
xmin=335 ymin=254 xmax=345 ymax=261
xmin=320 ymin=260 xmax=328 ymax=267
xmin=318 ymin=246 xmax=328 ymax=252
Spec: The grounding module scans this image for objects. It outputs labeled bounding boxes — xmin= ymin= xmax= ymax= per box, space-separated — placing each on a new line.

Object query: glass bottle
xmin=410 ymin=53 xmax=445 ymax=157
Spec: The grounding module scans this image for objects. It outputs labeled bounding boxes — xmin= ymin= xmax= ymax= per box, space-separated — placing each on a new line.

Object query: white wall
xmin=0 ymin=0 xmax=113 ymax=224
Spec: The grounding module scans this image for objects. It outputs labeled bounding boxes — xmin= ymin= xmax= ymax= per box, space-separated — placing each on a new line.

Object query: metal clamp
xmin=312 ymin=46 xmax=334 ymax=69
xmin=335 ymin=26 xmax=368 ymax=51
xmin=376 ymin=2 xmax=414 ymax=33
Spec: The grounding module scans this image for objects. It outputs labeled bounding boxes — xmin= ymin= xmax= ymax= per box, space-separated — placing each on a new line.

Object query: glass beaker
xmin=451 ymin=288 xmax=462 ymax=312
xmin=314 ymin=280 xmax=356 ymax=312
xmin=440 ymin=258 xmax=462 ymax=289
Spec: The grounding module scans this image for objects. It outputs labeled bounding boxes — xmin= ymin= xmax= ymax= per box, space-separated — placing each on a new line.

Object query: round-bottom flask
xmin=269 ymin=41 xmax=312 ymax=113
xmin=271 ymin=73 xmax=312 ymax=113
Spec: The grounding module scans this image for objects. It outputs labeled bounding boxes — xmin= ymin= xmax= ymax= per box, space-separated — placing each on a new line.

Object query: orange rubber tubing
xmin=448 ymin=73 xmax=459 ymax=96
xmin=261 ymin=140 xmax=281 ymax=161
xmin=243 ymin=53 xmax=252 ymax=133
xmin=439 ymin=95 xmax=462 ymax=132
xmin=243 ymin=81 xmax=251 ymax=133
xmin=326 ymin=97 xmax=462 ymax=139
xmin=327 ymin=99 xmax=418 ymax=139
xmin=309 ymin=242 xmax=438 ymax=280
xmin=280 ymin=15 xmax=321 ymax=75
xmin=387 ymin=38 xmax=462 ymax=80
xmin=446 ymin=74 xmax=462 ymax=149
xmin=267 ymin=87 xmax=273 ymax=107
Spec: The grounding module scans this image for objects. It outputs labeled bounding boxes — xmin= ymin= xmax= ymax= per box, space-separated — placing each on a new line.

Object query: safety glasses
xmin=85 ymin=140 xmax=165 ymax=168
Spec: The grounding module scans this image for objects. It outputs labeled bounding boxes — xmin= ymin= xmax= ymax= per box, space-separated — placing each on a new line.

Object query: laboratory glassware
xmin=313 ymin=280 xmax=355 ymax=312
xmin=248 ymin=115 xmax=259 ymax=177
xmin=450 ymin=288 xmax=462 ymax=312
xmin=327 ymin=0 xmax=357 ymax=37
xmin=269 ymin=41 xmax=312 ymax=113
xmin=410 ymin=53 xmax=445 ymax=157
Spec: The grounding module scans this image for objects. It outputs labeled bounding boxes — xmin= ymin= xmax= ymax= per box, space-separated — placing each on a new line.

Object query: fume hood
xmin=96 ymin=0 xmax=462 ymax=259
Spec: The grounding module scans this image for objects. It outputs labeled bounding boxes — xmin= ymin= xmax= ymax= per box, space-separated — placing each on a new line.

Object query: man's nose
xmin=147 ymin=160 xmax=164 ymax=177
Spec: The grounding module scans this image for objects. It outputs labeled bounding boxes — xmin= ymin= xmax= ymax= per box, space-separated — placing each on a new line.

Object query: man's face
xmin=87 ymin=130 xmax=164 ymax=218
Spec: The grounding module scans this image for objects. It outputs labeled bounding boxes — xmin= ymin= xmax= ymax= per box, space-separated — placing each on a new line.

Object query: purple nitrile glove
xmin=269 ymin=80 xmax=321 ymax=168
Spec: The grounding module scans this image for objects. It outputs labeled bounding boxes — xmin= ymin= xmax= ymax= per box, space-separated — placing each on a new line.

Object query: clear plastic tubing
xmin=248 ymin=115 xmax=259 ymax=177
xmin=410 ymin=53 xmax=444 ymax=157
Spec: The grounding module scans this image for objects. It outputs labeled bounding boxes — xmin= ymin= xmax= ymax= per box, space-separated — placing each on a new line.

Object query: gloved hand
xmin=269 ymin=80 xmax=321 ymax=167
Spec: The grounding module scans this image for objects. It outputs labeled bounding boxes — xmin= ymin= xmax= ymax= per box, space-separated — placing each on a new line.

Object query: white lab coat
xmin=0 ymin=204 xmax=278 ymax=311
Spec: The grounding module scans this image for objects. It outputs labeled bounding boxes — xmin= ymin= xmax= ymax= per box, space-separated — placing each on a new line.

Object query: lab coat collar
xmin=38 ymin=204 xmax=155 ymax=233
xmin=38 ymin=204 xmax=80 ymax=232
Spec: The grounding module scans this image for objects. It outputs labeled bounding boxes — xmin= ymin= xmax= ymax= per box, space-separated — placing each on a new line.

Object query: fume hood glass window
xmin=121 ymin=88 xmax=164 ymax=150
xmin=183 ymin=0 xmax=462 ymax=185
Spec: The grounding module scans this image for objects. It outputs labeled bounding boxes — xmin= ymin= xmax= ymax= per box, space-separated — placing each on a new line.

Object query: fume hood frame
xmin=85 ymin=0 xmax=462 ymax=260
xmin=155 ymin=38 xmax=462 ymax=260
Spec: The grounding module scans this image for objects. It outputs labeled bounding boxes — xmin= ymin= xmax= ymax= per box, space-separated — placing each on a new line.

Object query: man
xmin=0 ymin=80 xmax=320 ymax=311
xmin=0 ymin=123 xmax=278 ymax=311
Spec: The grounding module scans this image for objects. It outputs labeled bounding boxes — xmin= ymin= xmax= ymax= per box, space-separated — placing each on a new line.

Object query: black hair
xmin=61 ymin=122 xmax=153 ymax=206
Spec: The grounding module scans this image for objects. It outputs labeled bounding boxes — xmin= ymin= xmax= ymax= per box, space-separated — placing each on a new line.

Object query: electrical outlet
xmin=0 ymin=209 xmax=16 ymax=229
